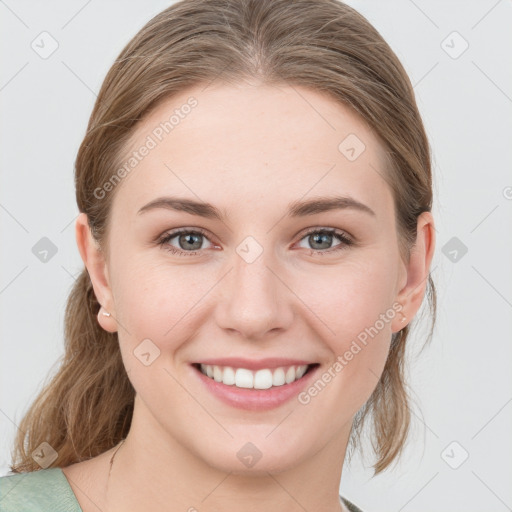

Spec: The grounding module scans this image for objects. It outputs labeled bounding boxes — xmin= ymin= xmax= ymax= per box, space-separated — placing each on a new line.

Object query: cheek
xmin=112 ymin=261 xmax=200 ymax=410
xmin=294 ymin=258 xmax=396 ymax=402
xmin=111 ymin=254 xmax=218 ymax=369
xmin=296 ymin=254 xmax=398 ymax=343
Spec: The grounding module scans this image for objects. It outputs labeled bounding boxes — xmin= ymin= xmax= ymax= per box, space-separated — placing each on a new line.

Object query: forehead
xmin=110 ymin=82 xmax=393 ymax=222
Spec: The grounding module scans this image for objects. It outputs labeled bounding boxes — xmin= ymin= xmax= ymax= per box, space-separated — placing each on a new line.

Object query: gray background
xmin=1 ymin=1 xmax=511 ymax=511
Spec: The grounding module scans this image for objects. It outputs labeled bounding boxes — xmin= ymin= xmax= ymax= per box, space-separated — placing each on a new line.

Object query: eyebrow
xmin=137 ymin=195 xmax=376 ymax=220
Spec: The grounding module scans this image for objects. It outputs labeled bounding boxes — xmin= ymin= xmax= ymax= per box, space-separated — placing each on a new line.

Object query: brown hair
xmin=10 ymin=0 xmax=436 ymax=475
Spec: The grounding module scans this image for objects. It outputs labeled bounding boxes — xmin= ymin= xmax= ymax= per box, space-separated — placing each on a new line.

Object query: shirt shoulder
xmin=0 ymin=467 xmax=82 ymax=512
xmin=0 ymin=469 xmax=360 ymax=512
xmin=341 ymin=495 xmax=365 ymax=512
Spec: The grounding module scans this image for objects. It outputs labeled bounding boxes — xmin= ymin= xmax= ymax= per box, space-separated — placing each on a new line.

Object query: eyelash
xmin=156 ymin=227 xmax=354 ymax=257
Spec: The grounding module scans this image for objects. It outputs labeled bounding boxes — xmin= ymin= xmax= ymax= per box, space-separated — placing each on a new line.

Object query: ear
xmin=75 ymin=212 xmax=117 ymax=333
xmin=392 ymin=211 xmax=436 ymax=333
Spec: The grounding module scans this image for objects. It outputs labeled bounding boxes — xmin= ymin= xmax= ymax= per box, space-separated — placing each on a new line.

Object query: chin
xmin=194 ymin=434 xmax=313 ymax=476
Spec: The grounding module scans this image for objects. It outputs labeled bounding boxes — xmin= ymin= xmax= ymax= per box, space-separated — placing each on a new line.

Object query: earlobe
xmin=97 ymin=306 xmax=118 ymax=333
xmin=392 ymin=211 xmax=436 ymax=332
xmin=75 ymin=213 xmax=117 ymax=332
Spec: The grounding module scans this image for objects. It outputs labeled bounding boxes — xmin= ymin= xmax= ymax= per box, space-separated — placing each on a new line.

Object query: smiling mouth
xmin=192 ymin=363 xmax=319 ymax=390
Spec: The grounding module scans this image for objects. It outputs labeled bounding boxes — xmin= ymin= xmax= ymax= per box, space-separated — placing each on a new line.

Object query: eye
xmin=157 ymin=228 xmax=214 ymax=256
xmin=296 ymin=228 xmax=353 ymax=255
xmin=157 ymin=226 xmax=354 ymax=257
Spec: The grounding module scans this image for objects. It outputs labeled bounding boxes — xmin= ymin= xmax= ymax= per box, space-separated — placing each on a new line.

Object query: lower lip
xmin=191 ymin=364 xmax=319 ymax=411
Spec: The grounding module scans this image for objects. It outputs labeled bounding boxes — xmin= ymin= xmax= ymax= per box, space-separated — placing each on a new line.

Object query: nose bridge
xmin=215 ymin=235 xmax=292 ymax=339
xmin=234 ymin=245 xmax=275 ymax=301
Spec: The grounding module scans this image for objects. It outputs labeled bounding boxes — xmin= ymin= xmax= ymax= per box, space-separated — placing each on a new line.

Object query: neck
xmin=103 ymin=396 xmax=352 ymax=512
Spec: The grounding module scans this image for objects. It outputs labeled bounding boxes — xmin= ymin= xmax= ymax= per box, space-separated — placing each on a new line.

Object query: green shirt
xmin=0 ymin=468 xmax=363 ymax=512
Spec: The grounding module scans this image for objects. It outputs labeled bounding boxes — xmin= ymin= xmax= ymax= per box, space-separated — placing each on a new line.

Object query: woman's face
xmin=79 ymin=82 xmax=433 ymax=474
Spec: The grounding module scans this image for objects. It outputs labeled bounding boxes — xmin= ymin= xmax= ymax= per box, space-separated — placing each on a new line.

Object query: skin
xmin=64 ymin=81 xmax=435 ymax=512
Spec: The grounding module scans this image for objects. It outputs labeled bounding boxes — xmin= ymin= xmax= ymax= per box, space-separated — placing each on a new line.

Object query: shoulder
xmin=0 ymin=467 xmax=82 ymax=512
xmin=341 ymin=495 xmax=365 ymax=512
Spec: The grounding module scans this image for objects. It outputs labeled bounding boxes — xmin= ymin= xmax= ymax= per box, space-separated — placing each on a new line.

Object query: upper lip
xmin=193 ymin=358 xmax=316 ymax=371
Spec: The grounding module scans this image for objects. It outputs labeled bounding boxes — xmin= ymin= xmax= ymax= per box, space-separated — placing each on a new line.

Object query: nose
xmin=214 ymin=247 xmax=294 ymax=342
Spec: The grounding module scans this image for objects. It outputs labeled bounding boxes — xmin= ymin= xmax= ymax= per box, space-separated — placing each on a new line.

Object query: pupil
xmin=311 ymin=232 xmax=331 ymax=250
xmin=181 ymin=233 xmax=202 ymax=250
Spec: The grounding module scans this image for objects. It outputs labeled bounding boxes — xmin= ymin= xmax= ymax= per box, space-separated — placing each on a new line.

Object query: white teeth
xmin=285 ymin=366 xmax=296 ymax=384
xmin=272 ymin=367 xmax=286 ymax=386
xmin=222 ymin=366 xmax=235 ymax=385
xmin=199 ymin=364 xmax=310 ymax=389
xmin=254 ymin=369 xmax=273 ymax=390
xmin=296 ymin=365 xmax=307 ymax=379
xmin=235 ymin=368 xmax=253 ymax=388
xmin=213 ymin=366 xmax=223 ymax=382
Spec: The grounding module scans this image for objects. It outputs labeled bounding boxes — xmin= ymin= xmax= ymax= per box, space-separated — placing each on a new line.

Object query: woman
xmin=0 ymin=0 xmax=436 ymax=510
